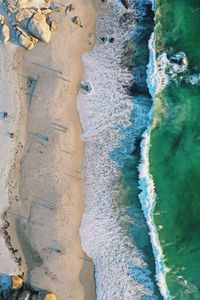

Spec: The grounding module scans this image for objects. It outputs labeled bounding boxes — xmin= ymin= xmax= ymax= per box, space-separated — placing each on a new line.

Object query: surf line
xmin=137 ymin=11 xmax=171 ymax=300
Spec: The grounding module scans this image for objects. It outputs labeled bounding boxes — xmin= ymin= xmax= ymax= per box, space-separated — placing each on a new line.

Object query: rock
xmin=18 ymin=290 xmax=31 ymax=300
xmin=169 ymin=52 xmax=188 ymax=73
xmin=38 ymin=292 xmax=57 ymax=300
xmin=1 ymin=24 xmax=10 ymax=42
xmin=7 ymin=0 xmax=27 ymax=12
xmin=28 ymin=12 xmax=51 ymax=42
xmin=40 ymin=8 xmax=52 ymax=15
xmin=71 ymin=16 xmax=83 ymax=28
xmin=0 ymin=273 xmax=12 ymax=297
xmin=16 ymin=9 xmax=35 ymax=27
xmin=15 ymin=25 xmax=38 ymax=50
xmin=0 ymin=15 xmax=4 ymax=25
xmin=50 ymin=3 xmax=61 ymax=12
xmin=49 ymin=20 xmax=57 ymax=31
xmin=121 ymin=0 xmax=129 ymax=9
xmin=40 ymin=0 xmax=51 ymax=9
xmin=44 ymin=294 xmax=57 ymax=300
xmin=16 ymin=0 xmax=27 ymax=9
xmin=18 ymin=31 xmax=38 ymax=50
xmin=11 ymin=275 xmax=23 ymax=290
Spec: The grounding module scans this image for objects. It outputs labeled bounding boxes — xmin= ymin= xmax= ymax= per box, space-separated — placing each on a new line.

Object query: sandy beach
xmin=0 ymin=0 xmax=96 ymax=299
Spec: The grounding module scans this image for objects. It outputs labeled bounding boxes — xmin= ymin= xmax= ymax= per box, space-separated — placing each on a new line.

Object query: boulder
xmin=40 ymin=8 xmax=52 ymax=15
xmin=44 ymin=294 xmax=57 ymax=300
xmin=16 ymin=0 xmax=28 ymax=9
xmin=38 ymin=292 xmax=57 ymax=300
xmin=18 ymin=290 xmax=31 ymax=300
xmin=1 ymin=24 xmax=10 ymax=42
xmin=11 ymin=275 xmax=23 ymax=290
xmin=16 ymin=9 xmax=35 ymax=27
xmin=7 ymin=0 xmax=28 ymax=12
xmin=18 ymin=31 xmax=38 ymax=50
xmin=28 ymin=12 xmax=51 ymax=42
xmin=0 ymin=15 xmax=4 ymax=25
xmin=71 ymin=16 xmax=83 ymax=28
xmin=0 ymin=273 xmax=12 ymax=298
xmin=40 ymin=0 xmax=51 ymax=9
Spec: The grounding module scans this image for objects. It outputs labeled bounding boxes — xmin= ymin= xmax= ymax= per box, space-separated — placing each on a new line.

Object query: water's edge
xmin=78 ymin=1 xmax=163 ymax=299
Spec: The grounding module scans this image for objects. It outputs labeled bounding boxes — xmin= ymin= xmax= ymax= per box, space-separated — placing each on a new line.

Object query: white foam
xmin=77 ymin=1 xmax=160 ymax=299
xmin=138 ymin=31 xmax=171 ymax=299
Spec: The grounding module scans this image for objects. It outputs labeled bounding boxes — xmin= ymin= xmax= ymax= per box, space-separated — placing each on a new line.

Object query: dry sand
xmin=0 ymin=0 xmax=96 ymax=299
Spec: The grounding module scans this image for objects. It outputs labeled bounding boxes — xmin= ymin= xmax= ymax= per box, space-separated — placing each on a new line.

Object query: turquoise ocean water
xmin=149 ymin=0 xmax=200 ymax=298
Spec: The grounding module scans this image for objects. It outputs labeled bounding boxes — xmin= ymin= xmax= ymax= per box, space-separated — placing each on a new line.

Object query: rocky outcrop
xmin=38 ymin=292 xmax=57 ymax=300
xmin=16 ymin=26 xmax=38 ymax=50
xmin=0 ymin=0 xmax=59 ymax=48
xmin=0 ymin=272 xmax=58 ymax=299
xmin=0 ymin=24 xmax=10 ymax=42
xmin=7 ymin=0 xmax=28 ymax=12
xmin=11 ymin=275 xmax=23 ymax=289
xmin=28 ymin=12 xmax=51 ymax=42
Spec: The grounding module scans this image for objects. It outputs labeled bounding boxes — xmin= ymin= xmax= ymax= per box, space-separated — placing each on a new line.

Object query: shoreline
xmin=78 ymin=1 xmax=160 ymax=299
xmin=0 ymin=0 xmax=96 ymax=299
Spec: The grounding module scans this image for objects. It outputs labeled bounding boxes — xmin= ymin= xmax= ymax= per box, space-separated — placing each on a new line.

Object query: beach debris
xmin=18 ymin=290 xmax=31 ymax=300
xmin=0 ymin=111 xmax=8 ymax=119
xmin=28 ymin=12 xmax=51 ymax=42
xmin=11 ymin=275 xmax=23 ymax=289
xmin=0 ymin=24 xmax=10 ymax=42
xmin=71 ymin=16 xmax=83 ymax=28
xmin=38 ymin=292 xmax=57 ymax=300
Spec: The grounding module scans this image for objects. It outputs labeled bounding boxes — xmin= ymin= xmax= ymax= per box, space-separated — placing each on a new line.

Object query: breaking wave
xmin=77 ymin=0 xmax=161 ymax=299
xmin=138 ymin=29 xmax=171 ymax=300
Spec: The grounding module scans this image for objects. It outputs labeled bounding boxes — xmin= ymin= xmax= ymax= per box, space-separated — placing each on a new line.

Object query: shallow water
xmin=78 ymin=0 xmax=161 ymax=299
xmin=150 ymin=0 xmax=200 ymax=298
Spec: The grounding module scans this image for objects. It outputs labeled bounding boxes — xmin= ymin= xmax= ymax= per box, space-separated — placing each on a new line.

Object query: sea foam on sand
xmin=77 ymin=1 xmax=160 ymax=299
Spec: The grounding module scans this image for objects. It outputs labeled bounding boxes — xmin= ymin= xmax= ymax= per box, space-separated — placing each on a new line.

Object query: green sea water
xmin=150 ymin=0 xmax=200 ymax=299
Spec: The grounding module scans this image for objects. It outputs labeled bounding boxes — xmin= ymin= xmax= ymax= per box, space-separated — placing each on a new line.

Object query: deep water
xmin=150 ymin=0 xmax=200 ymax=299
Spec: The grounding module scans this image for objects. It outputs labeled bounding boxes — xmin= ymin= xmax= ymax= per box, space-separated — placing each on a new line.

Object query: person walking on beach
xmin=0 ymin=111 xmax=8 ymax=119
